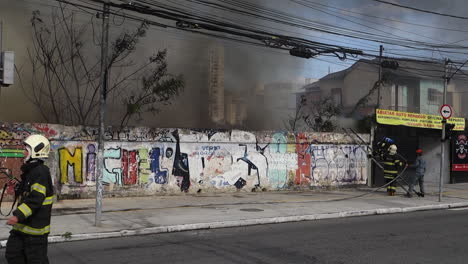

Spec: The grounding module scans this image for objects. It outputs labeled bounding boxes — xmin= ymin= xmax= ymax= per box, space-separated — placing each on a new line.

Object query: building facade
xmin=303 ymin=59 xmax=468 ymax=186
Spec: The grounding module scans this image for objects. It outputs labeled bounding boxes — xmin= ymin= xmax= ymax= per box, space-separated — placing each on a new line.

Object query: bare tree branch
xmin=23 ymin=7 xmax=183 ymax=126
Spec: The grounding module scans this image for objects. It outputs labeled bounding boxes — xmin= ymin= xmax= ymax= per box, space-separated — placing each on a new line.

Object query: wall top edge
xmin=0 ymin=122 xmax=370 ymax=144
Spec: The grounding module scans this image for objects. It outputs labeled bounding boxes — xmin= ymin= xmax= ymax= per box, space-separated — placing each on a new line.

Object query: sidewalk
xmin=1 ymin=181 xmax=468 ymax=247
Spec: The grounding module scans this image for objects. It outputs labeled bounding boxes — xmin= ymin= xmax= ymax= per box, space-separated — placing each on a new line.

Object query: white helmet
xmin=24 ymin=134 xmax=50 ymax=159
xmin=388 ymin=144 xmax=397 ymax=155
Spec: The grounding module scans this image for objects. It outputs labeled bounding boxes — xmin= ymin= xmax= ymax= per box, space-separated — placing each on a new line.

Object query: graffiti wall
xmin=0 ymin=123 xmax=369 ymax=198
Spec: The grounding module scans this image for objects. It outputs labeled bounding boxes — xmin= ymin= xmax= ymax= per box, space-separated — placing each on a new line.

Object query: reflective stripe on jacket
xmin=382 ymin=154 xmax=404 ymax=178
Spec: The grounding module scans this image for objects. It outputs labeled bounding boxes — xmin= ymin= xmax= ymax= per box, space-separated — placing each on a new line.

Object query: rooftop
xmin=317 ymin=58 xmax=464 ymax=82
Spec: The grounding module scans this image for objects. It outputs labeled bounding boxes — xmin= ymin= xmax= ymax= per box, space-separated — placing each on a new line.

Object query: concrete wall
xmin=0 ymin=123 xmax=369 ymax=199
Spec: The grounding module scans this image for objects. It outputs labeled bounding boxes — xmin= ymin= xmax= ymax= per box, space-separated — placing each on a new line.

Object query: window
xmin=331 ymin=88 xmax=342 ymax=106
xmin=428 ymin=88 xmax=442 ymax=105
xmin=390 ymin=84 xmax=408 ymax=111
xmin=420 ymin=80 xmax=444 ymax=114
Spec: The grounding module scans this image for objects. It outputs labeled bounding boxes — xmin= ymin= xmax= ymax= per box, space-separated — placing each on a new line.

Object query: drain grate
xmin=240 ymin=208 xmax=264 ymax=212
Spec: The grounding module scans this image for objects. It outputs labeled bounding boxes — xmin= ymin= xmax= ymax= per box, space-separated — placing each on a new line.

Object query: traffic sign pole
xmin=439 ymin=59 xmax=449 ymax=202
xmin=438 ymin=103 xmax=452 ymax=202
xmin=440 ymin=119 xmax=446 ymax=202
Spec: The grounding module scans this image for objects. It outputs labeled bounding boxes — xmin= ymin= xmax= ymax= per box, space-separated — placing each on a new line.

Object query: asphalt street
xmin=2 ymin=208 xmax=468 ymax=264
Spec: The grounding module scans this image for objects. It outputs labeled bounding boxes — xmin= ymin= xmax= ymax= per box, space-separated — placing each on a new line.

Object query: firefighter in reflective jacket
xmin=382 ymin=144 xmax=405 ymax=196
xmin=5 ymin=135 xmax=54 ymax=264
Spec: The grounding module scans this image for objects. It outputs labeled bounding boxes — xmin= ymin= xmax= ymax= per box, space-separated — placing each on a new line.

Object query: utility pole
xmin=96 ymin=2 xmax=110 ymax=227
xmin=439 ymin=58 xmax=449 ymax=202
xmin=370 ymin=45 xmax=383 ymax=187
xmin=377 ymin=45 xmax=383 ymax=109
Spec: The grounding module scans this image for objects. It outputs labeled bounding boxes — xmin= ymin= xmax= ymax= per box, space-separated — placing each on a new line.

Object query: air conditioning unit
xmin=1 ymin=51 xmax=14 ymax=86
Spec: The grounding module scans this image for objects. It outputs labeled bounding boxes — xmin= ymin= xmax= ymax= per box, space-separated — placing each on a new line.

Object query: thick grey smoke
xmin=125 ymin=0 xmax=316 ymax=130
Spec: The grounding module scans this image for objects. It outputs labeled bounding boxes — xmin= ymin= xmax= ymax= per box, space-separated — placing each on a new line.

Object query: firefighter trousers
xmin=5 ymin=232 xmax=49 ymax=264
xmin=385 ymin=175 xmax=397 ymax=194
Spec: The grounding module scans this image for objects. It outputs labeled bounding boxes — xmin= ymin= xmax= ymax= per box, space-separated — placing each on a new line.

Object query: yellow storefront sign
xmin=376 ymin=109 xmax=465 ymax=131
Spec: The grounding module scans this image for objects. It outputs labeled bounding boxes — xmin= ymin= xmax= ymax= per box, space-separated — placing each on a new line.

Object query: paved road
xmin=2 ymin=209 xmax=468 ymax=263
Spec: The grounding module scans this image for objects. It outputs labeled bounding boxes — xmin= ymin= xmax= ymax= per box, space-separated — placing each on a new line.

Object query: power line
xmin=183 ymin=0 xmax=421 ymax=45
xmin=43 ymin=0 xmax=340 ymax=66
xmin=92 ymin=0 xmax=365 ymax=59
xmin=292 ymin=0 xmax=450 ymax=44
xmin=291 ymin=1 xmax=468 ymax=61
xmin=53 ymin=0 xmax=314 ymax=56
xmin=164 ymin=0 xmax=380 ymax=51
xmin=205 ymin=0 xmax=468 ymax=61
xmin=372 ymin=0 xmax=468 ymax=20
xmin=182 ymin=0 xmax=468 ymax=54
xmin=24 ymin=0 xmax=98 ymax=15
xmin=218 ymin=0 xmax=431 ymax=46
xmin=155 ymin=0 xmax=394 ymax=47
xmin=32 ymin=0 xmax=468 ymax=96
xmin=299 ymin=0 xmax=468 ymax=33
xmin=53 ymin=0 xmax=468 ymax=74
xmin=153 ymin=0 xmax=468 ymax=63
xmin=131 ymin=0 xmax=468 ymax=64
xmin=17 ymin=0 xmax=459 ymax=83
xmin=218 ymin=0 xmax=468 ymax=48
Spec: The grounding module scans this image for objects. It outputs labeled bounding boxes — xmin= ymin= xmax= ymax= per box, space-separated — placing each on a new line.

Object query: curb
xmin=2 ymin=202 xmax=468 ymax=248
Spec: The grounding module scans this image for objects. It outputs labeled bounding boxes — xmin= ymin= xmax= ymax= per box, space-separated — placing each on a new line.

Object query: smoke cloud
xmin=2 ymin=0 xmax=468 ymax=130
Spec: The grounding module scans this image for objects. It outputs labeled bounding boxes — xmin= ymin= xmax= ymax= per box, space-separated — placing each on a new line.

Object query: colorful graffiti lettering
xmin=86 ymin=144 xmax=96 ymax=182
xmin=58 ymin=147 xmax=83 ymax=184
xmin=296 ymin=133 xmax=311 ymax=185
xmin=150 ymin=148 xmax=168 ymax=184
xmin=271 ymin=132 xmax=287 ymax=154
xmin=172 ymin=131 xmax=190 ymax=192
xmin=122 ymin=149 xmax=138 ymax=185
xmin=103 ymin=148 xmax=123 ymax=185
xmin=138 ymin=148 xmax=151 ymax=184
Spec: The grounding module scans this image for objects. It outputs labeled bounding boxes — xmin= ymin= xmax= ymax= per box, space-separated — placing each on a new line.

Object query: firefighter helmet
xmin=382 ymin=137 xmax=395 ymax=144
xmin=416 ymin=149 xmax=423 ymax=154
xmin=24 ymin=135 xmax=50 ymax=159
xmin=388 ymin=144 xmax=397 ymax=155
